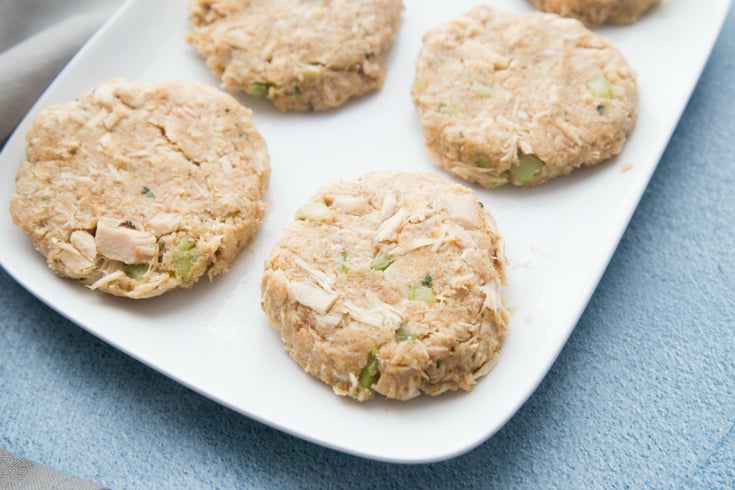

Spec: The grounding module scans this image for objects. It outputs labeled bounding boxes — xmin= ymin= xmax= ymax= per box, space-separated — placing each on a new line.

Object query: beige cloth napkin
xmin=0 ymin=0 xmax=124 ymax=487
xmin=0 ymin=0 xmax=124 ymax=145
xmin=0 ymin=448 xmax=107 ymax=490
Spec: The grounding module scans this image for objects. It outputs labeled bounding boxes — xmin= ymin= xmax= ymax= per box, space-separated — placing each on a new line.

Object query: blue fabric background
xmin=1 ymin=6 xmax=733 ymax=489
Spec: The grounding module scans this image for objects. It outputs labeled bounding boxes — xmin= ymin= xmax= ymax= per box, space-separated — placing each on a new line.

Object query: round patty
xmin=261 ymin=171 xmax=508 ymax=401
xmin=529 ymin=0 xmax=660 ymax=26
xmin=10 ymin=78 xmax=270 ymax=299
xmin=187 ymin=0 xmax=403 ymax=111
xmin=412 ymin=6 xmax=638 ymax=188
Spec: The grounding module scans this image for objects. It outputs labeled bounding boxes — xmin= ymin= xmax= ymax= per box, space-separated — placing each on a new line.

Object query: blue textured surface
xmin=2 ymin=8 xmax=734 ymax=490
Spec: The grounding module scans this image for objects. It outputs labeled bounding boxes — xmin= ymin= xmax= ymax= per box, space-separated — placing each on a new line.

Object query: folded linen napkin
xmin=0 ymin=1 xmax=123 ymax=486
xmin=0 ymin=0 xmax=124 ymax=145
xmin=0 ymin=448 xmax=106 ymax=490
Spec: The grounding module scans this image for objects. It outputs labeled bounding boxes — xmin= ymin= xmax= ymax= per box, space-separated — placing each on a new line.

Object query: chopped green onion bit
xmin=142 ymin=186 xmax=155 ymax=198
xmin=359 ymin=348 xmax=380 ymax=389
xmin=510 ymin=154 xmax=545 ymax=185
xmin=370 ymin=250 xmax=394 ymax=271
xmin=421 ymin=273 xmax=433 ymax=287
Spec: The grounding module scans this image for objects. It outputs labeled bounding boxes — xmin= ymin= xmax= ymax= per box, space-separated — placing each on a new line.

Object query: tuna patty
xmin=261 ymin=171 xmax=508 ymax=401
xmin=187 ymin=0 xmax=403 ymax=111
xmin=412 ymin=6 xmax=638 ymax=188
xmin=529 ymin=0 xmax=661 ymax=26
xmin=10 ymin=79 xmax=270 ymax=299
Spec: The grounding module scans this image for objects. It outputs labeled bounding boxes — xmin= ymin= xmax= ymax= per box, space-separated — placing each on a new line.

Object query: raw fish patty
xmin=10 ymin=79 xmax=270 ymax=298
xmin=261 ymin=171 xmax=508 ymax=401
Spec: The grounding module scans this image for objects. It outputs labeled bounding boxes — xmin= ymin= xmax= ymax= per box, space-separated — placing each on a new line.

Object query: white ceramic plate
xmin=0 ymin=0 xmax=730 ymax=463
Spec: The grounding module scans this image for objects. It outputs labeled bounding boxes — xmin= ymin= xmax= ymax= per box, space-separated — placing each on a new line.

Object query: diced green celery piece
xmin=302 ymin=63 xmax=323 ymax=75
xmin=142 ymin=186 xmax=154 ymax=198
xmin=248 ymin=81 xmax=270 ymax=97
xmin=359 ymin=348 xmax=380 ymax=388
xmin=587 ymin=73 xmax=613 ymax=99
xmin=295 ymin=202 xmax=332 ymax=221
xmin=510 ymin=154 xmax=545 ymax=185
xmin=474 ymin=153 xmax=490 ymax=168
xmin=370 ymin=250 xmax=394 ymax=271
xmin=408 ymin=285 xmax=435 ymax=305
xmin=395 ymin=324 xmax=417 ymax=343
xmin=471 ymin=80 xmax=493 ymax=98
xmin=123 ymin=263 xmax=148 ymax=279
xmin=439 ymin=103 xmax=459 ymax=116
xmin=171 ymin=239 xmax=198 ymax=280
xmin=487 ymin=172 xmax=510 ymax=188
xmin=340 ymin=250 xmax=349 ymax=273
xmin=412 ymin=79 xmax=428 ymax=94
